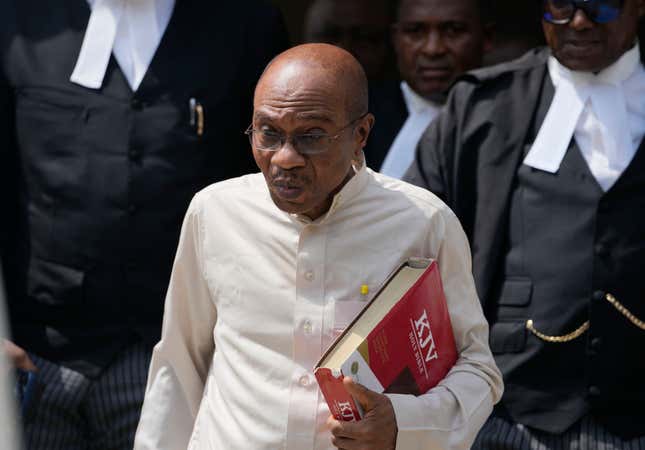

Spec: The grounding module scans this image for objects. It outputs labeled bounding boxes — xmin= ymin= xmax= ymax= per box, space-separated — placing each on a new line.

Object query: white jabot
xmin=380 ymin=82 xmax=441 ymax=179
xmin=524 ymin=44 xmax=645 ymax=191
xmin=71 ymin=0 xmax=175 ymax=91
xmin=133 ymin=166 xmax=503 ymax=450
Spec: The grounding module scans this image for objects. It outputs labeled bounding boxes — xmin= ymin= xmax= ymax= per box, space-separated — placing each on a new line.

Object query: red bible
xmin=314 ymin=258 xmax=457 ymax=421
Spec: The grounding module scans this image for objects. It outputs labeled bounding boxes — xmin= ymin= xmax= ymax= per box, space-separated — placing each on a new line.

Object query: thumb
xmin=343 ymin=376 xmax=377 ymax=412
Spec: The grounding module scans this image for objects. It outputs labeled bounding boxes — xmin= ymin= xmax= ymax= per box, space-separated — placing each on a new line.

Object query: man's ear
xmin=356 ymin=113 xmax=375 ymax=154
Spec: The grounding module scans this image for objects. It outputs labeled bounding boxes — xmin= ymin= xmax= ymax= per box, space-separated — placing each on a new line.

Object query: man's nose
xmin=569 ymin=9 xmax=594 ymax=31
xmin=270 ymin=139 xmax=306 ymax=170
xmin=420 ymin=29 xmax=447 ymax=57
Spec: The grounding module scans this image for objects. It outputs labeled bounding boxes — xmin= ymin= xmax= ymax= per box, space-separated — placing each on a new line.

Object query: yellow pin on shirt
xmin=360 ymin=284 xmax=369 ymax=297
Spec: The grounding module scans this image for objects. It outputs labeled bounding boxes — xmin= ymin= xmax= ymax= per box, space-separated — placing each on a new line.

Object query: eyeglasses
xmin=542 ymin=0 xmax=624 ymax=24
xmin=245 ymin=114 xmax=367 ymax=155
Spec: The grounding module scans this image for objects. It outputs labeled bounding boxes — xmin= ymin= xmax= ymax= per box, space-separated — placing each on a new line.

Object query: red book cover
xmin=315 ymin=259 xmax=457 ymax=422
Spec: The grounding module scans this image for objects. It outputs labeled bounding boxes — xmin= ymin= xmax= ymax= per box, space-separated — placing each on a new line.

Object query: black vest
xmin=1 ymin=0 xmax=287 ymax=376
xmin=490 ymin=77 xmax=645 ymax=438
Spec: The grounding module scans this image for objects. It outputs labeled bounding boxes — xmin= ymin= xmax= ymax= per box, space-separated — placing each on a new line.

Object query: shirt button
xmin=299 ymin=374 xmax=310 ymax=387
xmin=303 ymin=320 xmax=313 ymax=335
xmin=128 ymin=204 xmax=138 ymax=215
xmin=304 ymin=270 xmax=314 ymax=281
xmin=592 ymin=290 xmax=605 ymax=302
xmin=588 ymin=385 xmax=601 ymax=397
xmin=131 ymin=98 xmax=143 ymax=110
xmin=590 ymin=337 xmax=602 ymax=351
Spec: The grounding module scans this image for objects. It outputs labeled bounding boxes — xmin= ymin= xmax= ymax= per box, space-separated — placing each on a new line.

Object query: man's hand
xmin=327 ymin=376 xmax=397 ymax=450
xmin=3 ymin=340 xmax=37 ymax=372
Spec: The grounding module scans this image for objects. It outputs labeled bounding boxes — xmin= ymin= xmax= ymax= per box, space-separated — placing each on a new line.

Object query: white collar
xmin=523 ymin=43 xmax=641 ymax=175
xmin=400 ymin=82 xmax=439 ymax=115
xmin=71 ymin=0 xmax=174 ymax=90
xmin=289 ymin=161 xmax=370 ymax=225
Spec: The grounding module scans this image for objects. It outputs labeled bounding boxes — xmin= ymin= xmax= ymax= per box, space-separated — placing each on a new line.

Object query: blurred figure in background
xmin=0 ymin=1 xmax=287 ymax=448
xmin=364 ymin=0 xmax=494 ymax=177
xmin=303 ymin=0 xmax=394 ymax=81
xmin=483 ymin=0 xmax=544 ymax=66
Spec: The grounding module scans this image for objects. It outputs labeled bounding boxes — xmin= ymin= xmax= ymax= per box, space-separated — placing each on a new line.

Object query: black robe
xmin=405 ymin=47 xmax=645 ymax=439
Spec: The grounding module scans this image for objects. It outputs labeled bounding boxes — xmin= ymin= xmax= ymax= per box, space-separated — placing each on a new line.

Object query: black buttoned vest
xmin=489 ymin=79 xmax=645 ymax=438
xmin=1 ymin=0 xmax=287 ymax=376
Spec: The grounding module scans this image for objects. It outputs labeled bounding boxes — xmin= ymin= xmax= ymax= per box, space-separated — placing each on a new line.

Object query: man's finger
xmin=3 ymin=340 xmax=38 ymax=372
xmin=331 ymin=435 xmax=358 ymax=450
xmin=343 ymin=376 xmax=376 ymax=412
xmin=327 ymin=415 xmax=361 ymax=438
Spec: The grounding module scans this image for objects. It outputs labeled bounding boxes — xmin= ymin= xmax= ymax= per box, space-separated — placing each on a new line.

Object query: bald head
xmin=256 ymin=44 xmax=369 ymax=122
xmin=251 ymin=44 xmax=375 ymax=220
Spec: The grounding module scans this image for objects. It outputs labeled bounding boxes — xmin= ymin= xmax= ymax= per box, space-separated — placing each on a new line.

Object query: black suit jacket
xmin=405 ymin=47 xmax=645 ymax=438
xmin=0 ymin=0 xmax=288 ymax=376
xmin=363 ymin=80 xmax=408 ymax=171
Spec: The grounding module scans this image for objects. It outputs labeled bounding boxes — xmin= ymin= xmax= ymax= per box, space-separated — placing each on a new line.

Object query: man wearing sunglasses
xmin=405 ymin=0 xmax=645 ymax=448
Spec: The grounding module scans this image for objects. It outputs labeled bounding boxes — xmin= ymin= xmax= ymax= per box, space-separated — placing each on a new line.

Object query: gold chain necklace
xmin=525 ymin=293 xmax=645 ymax=343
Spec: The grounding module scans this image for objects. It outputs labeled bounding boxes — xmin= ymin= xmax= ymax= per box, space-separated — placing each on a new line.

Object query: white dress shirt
xmin=133 ymin=165 xmax=503 ymax=450
xmin=524 ymin=43 xmax=645 ymax=191
xmin=71 ymin=0 xmax=175 ymax=90
xmin=380 ymin=82 xmax=441 ymax=179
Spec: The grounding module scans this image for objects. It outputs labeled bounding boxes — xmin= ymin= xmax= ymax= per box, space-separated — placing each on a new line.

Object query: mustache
xmin=269 ymin=168 xmax=312 ymax=186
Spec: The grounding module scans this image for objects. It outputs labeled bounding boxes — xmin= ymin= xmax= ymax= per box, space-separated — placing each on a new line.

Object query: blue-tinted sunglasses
xmin=543 ymin=0 xmax=624 ymax=24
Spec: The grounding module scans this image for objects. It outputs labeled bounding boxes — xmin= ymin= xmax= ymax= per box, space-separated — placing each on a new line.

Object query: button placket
xmin=286 ymin=226 xmax=327 ymax=450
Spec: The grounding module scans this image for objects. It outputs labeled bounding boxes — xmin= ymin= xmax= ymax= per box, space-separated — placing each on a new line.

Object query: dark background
xmin=271 ymin=0 xmax=545 ymax=49
xmin=270 ymin=0 xmax=644 ymax=63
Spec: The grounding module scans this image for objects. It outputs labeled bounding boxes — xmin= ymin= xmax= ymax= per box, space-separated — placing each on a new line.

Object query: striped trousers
xmin=473 ymin=413 xmax=645 ymax=450
xmin=24 ymin=341 xmax=151 ymax=450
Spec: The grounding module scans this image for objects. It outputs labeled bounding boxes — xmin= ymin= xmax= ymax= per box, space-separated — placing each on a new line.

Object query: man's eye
xmin=260 ymin=129 xmax=280 ymax=138
xmin=399 ymin=23 xmax=425 ymax=37
xmin=298 ymin=134 xmax=326 ymax=145
xmin=442 ymin=22 xmax=467 ymax=36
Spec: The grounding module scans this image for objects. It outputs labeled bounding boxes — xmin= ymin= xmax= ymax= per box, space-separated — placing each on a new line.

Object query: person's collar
xmin=400 ymin=82 xmax=440 ymax=115
xmin=548 ymin=41 xmax=641 ymax=89
xmin=290 ymin=159 xmax=370 ymax=225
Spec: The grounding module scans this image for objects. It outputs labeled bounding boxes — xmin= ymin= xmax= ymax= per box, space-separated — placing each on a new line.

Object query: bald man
xmin=133 ymin=44 xmax=502 ymax=450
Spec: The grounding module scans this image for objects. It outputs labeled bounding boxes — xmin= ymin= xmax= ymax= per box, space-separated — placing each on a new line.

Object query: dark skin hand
xmin=3 ymin=340 xmax=37 ymax=372
xmin=327 ymin=377 xmax=397 ymax=450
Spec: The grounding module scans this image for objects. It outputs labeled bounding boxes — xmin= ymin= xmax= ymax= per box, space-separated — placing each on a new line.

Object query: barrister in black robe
xmin=405 ymin=1 xmax=645 ymax=448
xmin=0 ymin=1 xmax=288 ymax=448
xmin=363 ymin=0 xmax=493 ymax=175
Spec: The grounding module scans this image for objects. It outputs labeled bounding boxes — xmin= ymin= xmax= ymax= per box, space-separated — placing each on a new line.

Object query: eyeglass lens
xmin=543 ymin=0 xmax=623 ymax=24
xmin=250 ymin=131 xmax=329 ymax=155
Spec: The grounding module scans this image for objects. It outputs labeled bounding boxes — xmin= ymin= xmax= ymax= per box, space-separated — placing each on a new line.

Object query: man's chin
xmin=555 ymin=46 xmax=613 ymax=73
xmin=412 ymin=80 xmax=450 ymax=104
xmin=269 ymin=191 xmax=307 ymax=214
